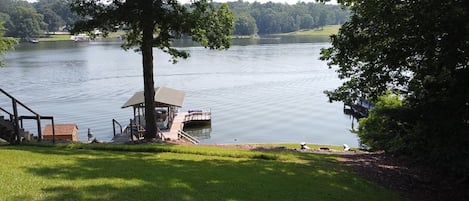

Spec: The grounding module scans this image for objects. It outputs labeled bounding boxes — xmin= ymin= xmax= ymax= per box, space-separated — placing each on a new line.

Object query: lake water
xmin=0 ymin=37 xmax=359 ymax=147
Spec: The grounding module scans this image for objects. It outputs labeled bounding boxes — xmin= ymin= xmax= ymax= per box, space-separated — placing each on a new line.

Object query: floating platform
xmin=183 ymin=110 xmax=211 ymax=126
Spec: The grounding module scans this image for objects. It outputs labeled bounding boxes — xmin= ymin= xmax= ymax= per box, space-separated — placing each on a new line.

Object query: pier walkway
xmin=161 ymin=112 xmax=187 ymax=140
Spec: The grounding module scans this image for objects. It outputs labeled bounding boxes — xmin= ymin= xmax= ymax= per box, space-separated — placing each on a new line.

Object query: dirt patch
xmin=337 ymin=152 xmax=469 ymax=201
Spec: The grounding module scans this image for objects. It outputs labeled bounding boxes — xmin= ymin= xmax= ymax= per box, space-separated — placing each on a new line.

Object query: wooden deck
xmin=184 ymin=111 xmax=211 ymax=125
xmin=161 ymin=112 xmax=187 ymax=140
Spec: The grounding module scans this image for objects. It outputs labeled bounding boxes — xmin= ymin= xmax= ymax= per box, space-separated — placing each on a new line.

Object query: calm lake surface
xmin=0 ymin=37 xmax=359 ymax=147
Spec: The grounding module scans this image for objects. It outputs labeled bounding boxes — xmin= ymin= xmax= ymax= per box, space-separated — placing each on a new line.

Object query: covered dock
xmin=113 ymin=87 xmax=200 ymax=143
xmin=121 ymin=86 xmax=185 ymax=128
xmin=113 ymin=86 xmax=210 ymax=144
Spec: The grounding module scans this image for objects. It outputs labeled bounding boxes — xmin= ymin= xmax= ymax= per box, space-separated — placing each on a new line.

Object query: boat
xmin=70 ymin=34 xmax=90 ymax=42
xmin=29 ymin=39 xmax=39 ymax=43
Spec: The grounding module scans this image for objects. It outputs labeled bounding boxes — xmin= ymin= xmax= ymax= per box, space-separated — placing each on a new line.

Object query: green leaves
xmin=357 ymin=93 xmax=405 ymax=152
xmin=7 ymin=2 xmax=47 ymax=40
xmin=190 ymin=3 xmax=233 ymax=50
xmin=71 ymin=0 xmax=234 ymax=62
xmin=0 ymin=21 xmax=18 ymax=66
xmin=234 ymin=14 xmax=257 ymax=36
xmin=323 ymin=0 xmax=469 ymax=177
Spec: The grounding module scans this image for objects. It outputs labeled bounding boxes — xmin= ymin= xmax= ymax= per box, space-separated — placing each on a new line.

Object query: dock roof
xmin=121 ymin=87 xmax=185 ymax=108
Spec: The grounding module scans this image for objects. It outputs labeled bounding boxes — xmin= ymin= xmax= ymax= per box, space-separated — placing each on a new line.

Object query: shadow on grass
xmin=9 ymin=146 xmax=404 ymax=201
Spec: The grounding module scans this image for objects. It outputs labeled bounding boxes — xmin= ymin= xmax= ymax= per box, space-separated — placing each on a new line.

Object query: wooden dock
xmin=113 ymin=111 xmax=209 ymax=144
xmin=162 ymin=111 xmax=210 ymax=143
xmin=161 ymin=112 xmax=187 ymax=140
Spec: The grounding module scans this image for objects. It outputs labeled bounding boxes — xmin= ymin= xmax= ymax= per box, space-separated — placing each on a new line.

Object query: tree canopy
xmin=228 ymin=1 xmax=348 ymax=35
xmin=0 ymin=0 xmax=80 ymax=37
xmin=8 ymin=1 xmax=47 ymax=40
xmin=321 ymin=0 xmax=469 ymax=176
xmin=0 ymin=21 xmax=18 ymax=66
xmin=71 ymin=0 xmax=234 ymax=140
xmin=0 ymin=0 xmax=347 ymax=38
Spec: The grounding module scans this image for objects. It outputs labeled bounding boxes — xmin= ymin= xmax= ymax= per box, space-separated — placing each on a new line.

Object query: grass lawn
xmin=277 ymin=25 xmax=341 ymax=37
xmin=38 ymin=34 xmax=72 ymax=42
xmin=0 ymin=143 xmax=406 ymax=201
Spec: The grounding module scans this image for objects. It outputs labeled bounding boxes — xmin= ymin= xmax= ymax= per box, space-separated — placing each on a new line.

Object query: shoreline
xmin=29 ymin=25 xmax=340 ymax=43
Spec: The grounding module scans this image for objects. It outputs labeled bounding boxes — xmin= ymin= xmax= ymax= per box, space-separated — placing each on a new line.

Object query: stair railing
xmin=0 ymin=88 xmax=55 ymax=144
xmin=177 ymin=130 xmax=199 ymax=144
xmin=0 ymin=107 xmax=14 ymax=121
xmin=112 ymin=119 xmax=123 ymax=137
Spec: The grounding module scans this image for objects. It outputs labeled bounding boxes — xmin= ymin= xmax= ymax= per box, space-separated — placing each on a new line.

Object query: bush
xmin=357 ymin=93 xmax=406 ymax=153
xmin=358 ymin=93 xmax=469 ymax=178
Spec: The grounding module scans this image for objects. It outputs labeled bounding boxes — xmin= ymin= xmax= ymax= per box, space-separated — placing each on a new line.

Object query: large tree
xmin=8 ymin=2 xmax=46 ymax=40
xmin=0 ymin=21 xmax=18 ymax=66
xmin=234 ymin=13 xmax=257 ymax=36
xmin=37 ymin=8 xmax=64 ymax=32
xmin=71 ymin=0 xmax=233 ymax=140
xmin=321 ymin=0 xmax=469 ymax=175
xmin=34 ymin=0 xmax=81 ymax=31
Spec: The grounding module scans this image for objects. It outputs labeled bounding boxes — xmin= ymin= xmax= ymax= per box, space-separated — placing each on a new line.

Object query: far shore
xmin=32 ymin=25 xmax=341 ymax=42
xmin=272 ymin=25 xmax=341 ymax=37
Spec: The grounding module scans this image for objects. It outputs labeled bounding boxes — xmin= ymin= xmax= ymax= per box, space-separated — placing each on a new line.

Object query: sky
xmin=210 ymin=0 xmax=338 ymax=4
xmin=26 ymin=0 xmax=338 ymax=5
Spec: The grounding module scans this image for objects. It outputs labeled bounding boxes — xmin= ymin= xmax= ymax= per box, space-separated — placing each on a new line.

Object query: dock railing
xmin=158 ymin=130 xmax=166 ymax=141
xmin=184 ymin=111 xmax=211 ymax=123
xmin=112 ymin=119 xmax=123 ymax=137
xmin=128 ymin=119 xmax=145 ymax=142
xmin=178 ymin=130 xmax=199 ymax=144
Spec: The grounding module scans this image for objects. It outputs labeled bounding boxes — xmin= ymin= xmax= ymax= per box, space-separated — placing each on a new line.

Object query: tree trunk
xmin=141 ymin=0 xmax=157 ymax=140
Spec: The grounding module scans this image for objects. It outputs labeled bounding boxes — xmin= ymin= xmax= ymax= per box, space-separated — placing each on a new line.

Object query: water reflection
xmin=171 ymin=35 xmax=331 ymax=47
xmin=184 ymin=125 xmax=212 ymax=140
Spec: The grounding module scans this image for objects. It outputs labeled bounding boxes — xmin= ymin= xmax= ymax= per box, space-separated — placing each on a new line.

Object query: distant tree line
xmin=0 ymin=0 xmax=348 ymax=40
xmin=0 ymin=0 xmax=79 ymax=40
xmin=226 ymin=1 xmax=349 ymax=35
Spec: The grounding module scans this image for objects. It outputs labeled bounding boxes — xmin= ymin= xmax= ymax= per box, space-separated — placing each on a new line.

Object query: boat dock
xmin=112 ymin=87 xmax=210 ymax=144
xmin=161 ymin=112 xmax=186 ymax=140
xmin=113 ymin=111 xmax=211 ymax=144
xmin=162 ymin=111 xmax=211 ymax=143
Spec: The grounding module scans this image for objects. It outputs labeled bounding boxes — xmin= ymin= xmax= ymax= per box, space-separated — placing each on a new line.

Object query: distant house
xmin=43 ymin=124 xmax=79 ymax=142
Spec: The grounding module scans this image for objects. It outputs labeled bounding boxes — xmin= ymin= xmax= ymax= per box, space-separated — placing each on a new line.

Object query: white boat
xmin=70 ymin=34 xmax=90 ymax=42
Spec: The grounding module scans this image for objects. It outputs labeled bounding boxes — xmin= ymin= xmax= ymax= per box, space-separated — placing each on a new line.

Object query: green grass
xmin=277 ymin=25 xmax=341 ymax=37
xmin=0 ymin=143 xmax=405 ymax=201
xmin=38 ymin=34 xmax=72 ymax=42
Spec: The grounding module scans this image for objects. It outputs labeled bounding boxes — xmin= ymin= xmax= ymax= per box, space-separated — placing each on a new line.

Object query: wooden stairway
xmin=0 ymin=116 xmax=14 ymax=142
xmin=0 ymin=116 xmax=32 ymax=142
xmin=1 ymin=88 xmax=55 ymax=144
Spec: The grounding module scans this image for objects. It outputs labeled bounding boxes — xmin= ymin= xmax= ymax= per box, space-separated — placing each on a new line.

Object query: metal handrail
xmin=0 ymin=107 xmax=14 ymax=120
xmin=112 ymin=119 xmax=123 ymax=137
xmin=0 ymin=107 xmax=13 ymax=116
